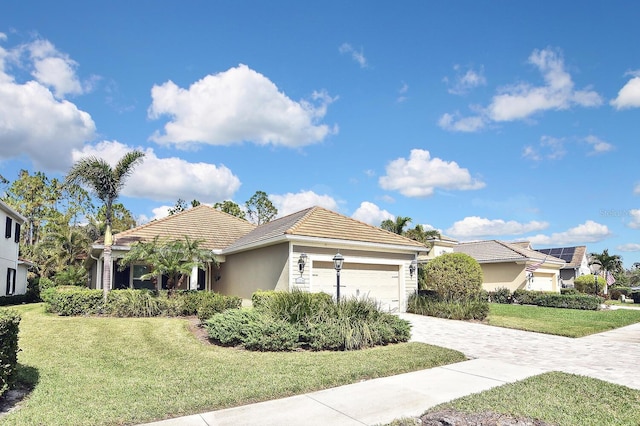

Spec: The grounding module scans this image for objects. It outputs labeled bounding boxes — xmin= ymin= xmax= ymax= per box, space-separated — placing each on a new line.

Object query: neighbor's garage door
xmin=311 ymin=261 xmax=400 ymax=312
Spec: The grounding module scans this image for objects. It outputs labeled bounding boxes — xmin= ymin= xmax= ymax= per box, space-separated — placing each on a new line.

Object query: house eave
xmin=222 ymin=234 xmax=428 ymax=255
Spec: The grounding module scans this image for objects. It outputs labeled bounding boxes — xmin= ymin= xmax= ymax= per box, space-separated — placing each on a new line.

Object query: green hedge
xmin=609 ymin=287 xmax=632 ymax=300
xmin=206 ymin=291 xmax=411 ymax=351
xmin=0 ymin=309 xmax=21 ymax=398
xmin=407 ymin=293 xmax=489 ymax=320
xmin=42 ymin=287 xmax=241 ymax=318
xmin=513 ymin=289 xmax=601 ymax=310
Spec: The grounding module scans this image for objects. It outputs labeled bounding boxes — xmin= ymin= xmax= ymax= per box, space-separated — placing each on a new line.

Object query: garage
xmin=310 ymin=261 xmax=401 ymax=312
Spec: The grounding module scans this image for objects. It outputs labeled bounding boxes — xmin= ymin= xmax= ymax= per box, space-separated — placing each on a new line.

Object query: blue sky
xmin=1 ymin=1 xmax=639 ymax=267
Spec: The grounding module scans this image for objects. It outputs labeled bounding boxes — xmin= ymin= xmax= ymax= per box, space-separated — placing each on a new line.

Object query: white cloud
xmin=523 ymin=136 xmax=566 ymax=161
xmin=628 ymin=209 xmax=640 ymax=229
xmin=446 ymin=65 xmax=487 ymax=95
xmin=446 ymin=216 xmax=549 ymax=239
xmin=338 ymin=43 xmax=368 ymax=68
xmin=397 ymin=82 xmax=409 ymax=103
xmin=72 ymin=141 xmax=241 ymax=203
xmin=617 ymin=243 xmax=640 ymax=252
xmin=584 ymin=135 xmax=614 ymax=155
xmin=379 ymin=149 xmax=485 ymax=197
xmin=634 ymin=183 xmax=640 ymax=195
xmin=610 ymin=71 xmax=640 ymax=110
xmin=438 ymin=113 xmax=486 ymax=132
xmin=138 ymin=205 xmax=172 ymax=224
xmin=440 ymin=48 xmax=602 ymax=132
xmin=526 ymin=220 xmax=611 ymax=245
xmin=488 ymin=48 xmax=602 ymax=121
xmin=0 ymin=36 xmax=96 ymax=170
xmin=269 ymin=190 xmax=339 ymax=218
xmin=148 ymin=64 xmax=337 ymax=147
xmin=350 ymin=202 xmax=394 ymax=226
xmin=27 ymin=39 xmax=85 ymax=98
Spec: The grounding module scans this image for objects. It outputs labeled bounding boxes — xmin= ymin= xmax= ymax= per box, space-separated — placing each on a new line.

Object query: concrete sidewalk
xmin=139 ymin=359 xmax=544 ymax=426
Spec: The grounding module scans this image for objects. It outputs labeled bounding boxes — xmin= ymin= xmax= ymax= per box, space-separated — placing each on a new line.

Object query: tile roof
xmin=109 ymin=205 xmax=256 ymax=251
xmin=223 ymin=206 xmax=429 ymax=252
xmin=455 ymin=240 xmax=565 ymax=265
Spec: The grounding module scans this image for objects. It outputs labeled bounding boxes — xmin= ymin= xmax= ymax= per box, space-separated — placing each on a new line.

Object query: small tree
xmin=574 ymin=274 xmax=606 ymax=295
xmin=119 ymin=236 xmax=215 ymax=296
xmin=213 ymin=200 xmax=246 ymax=220
xmin=423 ymin=252 xmax=483 ymax=302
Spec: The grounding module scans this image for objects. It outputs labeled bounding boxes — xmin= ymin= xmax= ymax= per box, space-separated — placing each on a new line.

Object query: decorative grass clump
xmin=206 ymin=290 xmax=411 ymax=351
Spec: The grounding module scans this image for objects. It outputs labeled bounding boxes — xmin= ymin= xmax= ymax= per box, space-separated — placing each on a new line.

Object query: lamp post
xmin=409 ymin=259 xmax=417 ymax=279
xmin=333 ymin=252 xmax=344 ymax=303
xmin=590 ymin=262 xmax=601 ymax=297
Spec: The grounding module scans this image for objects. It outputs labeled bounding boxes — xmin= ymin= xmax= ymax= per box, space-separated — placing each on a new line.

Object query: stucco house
xmin=535 ymin=246 xmax=590 ymax=288
xmin=1 ymin=200 xmax=29 ymax=297
xmin=453 ymin=240 xmax=565 ymax=292
xmin=88 ymin=205 xmax=430 ymax=312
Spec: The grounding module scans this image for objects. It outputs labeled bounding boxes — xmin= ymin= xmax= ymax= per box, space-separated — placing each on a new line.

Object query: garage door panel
xmin=311 ymin=261 xmax=400 ymax=311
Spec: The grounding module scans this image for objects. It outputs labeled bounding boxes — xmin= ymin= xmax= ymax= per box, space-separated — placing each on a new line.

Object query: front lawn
xmin=3 ymin=303 xmax=466 ymax=426
xmin=417 ymin=372 xmax=640 ymax=426
xmin=487 ymin=303 xmax=640 ymax=337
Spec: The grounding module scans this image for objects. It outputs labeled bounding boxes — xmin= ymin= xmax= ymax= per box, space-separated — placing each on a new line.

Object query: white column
xmin=190 ymin=266 xmax=199 ymax=290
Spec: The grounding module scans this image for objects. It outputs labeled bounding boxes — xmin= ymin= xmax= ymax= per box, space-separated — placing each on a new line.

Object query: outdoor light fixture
xmin=333 ymin=252 xmax=344 ymax=302
xmin=298 ymin=253 xmax=307 ymax=276
xmin=409 ymin=260 xmax=417 ymax=278
xmin=590 ymin=262 xmax=601 ymax=296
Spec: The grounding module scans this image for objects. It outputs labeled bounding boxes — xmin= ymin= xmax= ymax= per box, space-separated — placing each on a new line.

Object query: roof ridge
xmin=281 ymin=206 xmax=316 ymax=234
xmin=113 ymin=204 xmax=208 ymax=239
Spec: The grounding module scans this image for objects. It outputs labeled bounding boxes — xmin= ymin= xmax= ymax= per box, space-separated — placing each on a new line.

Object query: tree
xmin=423 ymin=252 xmax=483 ymax=300
xmin=213 ymin=200 xmax=246 ymax=220
xmin=169 ymin=199 xmax=201 ymax=215
xmin=245 ymin=191 xmax=277 ymax=225
xmin=37 ymin=213 xmax=91 ymax=281
xmin=86 ymin=203 xmax=137 ymax=241
xmin=118 ymin=236 xmax=215 ymax=296
xmin=590 ymin=249 xmax=624 ymax=290
xmin=380 ymin=216 xmax=412 ymax=235
xmin=65 ymin=150 xmax=145 ymax=298
xmin=404 ymin=224 xmax=441 ymax=244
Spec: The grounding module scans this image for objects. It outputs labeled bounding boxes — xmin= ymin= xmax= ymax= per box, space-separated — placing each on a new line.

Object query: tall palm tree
xmin=65 ymin=151 xmax=145 ymax=298
xmin=380 ymin=216 xmax=412 ymax=235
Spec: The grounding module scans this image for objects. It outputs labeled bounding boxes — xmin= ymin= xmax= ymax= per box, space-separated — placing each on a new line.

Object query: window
xmin=5 ymin=217 xmax=12 ymax=239
xmin=6 ymin=268 xmax=16 ymax=295
xmin=132 ymin=265 xmax=154 ymax=289
xmin=14 ymin=223 xmax=20 ymax=243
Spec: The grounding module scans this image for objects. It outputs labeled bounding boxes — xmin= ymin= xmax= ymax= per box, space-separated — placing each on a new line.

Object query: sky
xmin=1 ymin=1 xmax=639 ymax=268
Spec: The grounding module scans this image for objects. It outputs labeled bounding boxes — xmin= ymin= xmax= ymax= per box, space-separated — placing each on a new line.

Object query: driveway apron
xmin=399 ymin=312 xmax=640 ymax=390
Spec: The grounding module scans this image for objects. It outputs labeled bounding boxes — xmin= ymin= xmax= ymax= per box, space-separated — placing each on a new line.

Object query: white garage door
xmin=311 ymin=261 xmax=400 ymax=312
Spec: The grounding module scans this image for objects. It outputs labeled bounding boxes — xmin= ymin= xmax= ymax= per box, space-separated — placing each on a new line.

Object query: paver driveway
xmin=399 ymin=312 xmax=640 ymax=390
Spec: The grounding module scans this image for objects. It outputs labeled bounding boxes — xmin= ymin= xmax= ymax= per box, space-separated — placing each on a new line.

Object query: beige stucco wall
xmin=214 ymin=243 xmax=289 ymax=299
xmin=480 ymin=263 xmax=527 ymax=292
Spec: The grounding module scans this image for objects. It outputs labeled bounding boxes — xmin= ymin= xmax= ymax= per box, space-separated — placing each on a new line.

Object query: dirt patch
xmin=186 ymin=316 xmax=212 ymax=345
xmin=419 ymin=409 xmax=551 ymax=425
xmin=0 ymin=386 xmax=31 ymax=420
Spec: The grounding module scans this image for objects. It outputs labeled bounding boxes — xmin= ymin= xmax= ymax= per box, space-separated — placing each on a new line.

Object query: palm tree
xmin=65 ymin=151 xmax=145 ymax=298
xmin=589 ymin=249 xmax=624 ymax=290
xmin=380 ymin=216 xmax=412 ymax=235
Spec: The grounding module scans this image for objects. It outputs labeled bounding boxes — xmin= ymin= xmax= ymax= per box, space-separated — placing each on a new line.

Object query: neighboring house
xmin=454 ymin=240 xmax=565 ymax=293
xmin=0 ymin=200 xmax=28 ymax=297
xmin=423 ymin=234 xmax=458 ymax=259
xmin=87 ymin=205 xmax=430 ymax=312
xmin=535 ymin=246 xmax=590 ymax=288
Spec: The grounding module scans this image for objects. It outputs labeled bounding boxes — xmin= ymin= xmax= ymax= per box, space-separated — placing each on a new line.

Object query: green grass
xmin=3 ymin=303 xmax=466 ymax=426
xmin=422 ymin=372 xmax=640 ymax=426
xmin=487 ymin=303 xmax=640 ymax=337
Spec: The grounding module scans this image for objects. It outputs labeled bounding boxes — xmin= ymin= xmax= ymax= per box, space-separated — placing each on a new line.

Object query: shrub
xmin=0 ymin=294 xmax=31 ymax=306
xmin=423 ymin=252 xmax=483 ymax=302
xmin=488 ymin=287 xmax=512 ymax=304
xmin=39 ymin=277 xmax=56 ymax=291
xmin=251 ymin=290 xmax=278 ymax=309
xmin=206 ymin=292 xmax=411 ymax=351
xmin=512 ymin=289 xmax=546 ymax=305
xmin=609 ymin=287 xmax=631 ymax=300
xmin=0 ymin=309 xmax=20 ymax=398
xmin=107 ymin=290 xmax=166 ymax=317
xmin=560 ymin=288 xmax=580 ymax=295
xmin=534 ymin=294 xmax=601 ymax=310
xmin=631 ymin=291 xmax=640 ymax=304
xmin=574 ymin=275 xmax=606 ymax=295
xmin=261 ymin=289 xmax=333 ymax=323
xmin=43 ymin=287 xmax=104 ymax=316
xmin=53 ymin=265 xmax=88 ymax=287
xmin=407 ymin=293 xmax=489 ymax=320
xmin=196 ymin=293 xmax=242 ymax=323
